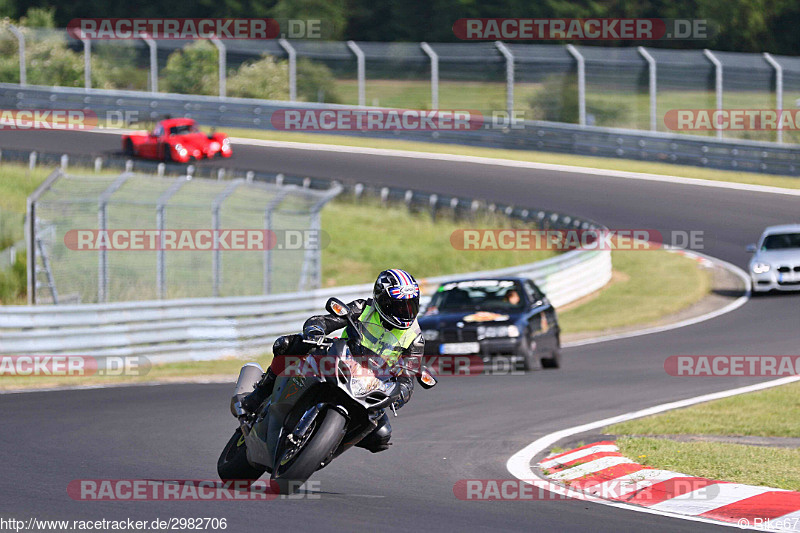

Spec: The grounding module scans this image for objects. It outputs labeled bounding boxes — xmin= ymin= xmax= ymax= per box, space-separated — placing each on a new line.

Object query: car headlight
xmin=422 ymin=329 xmax=439 ymax=341
xmin=752 ymin=262 xmax=771 ymax=274
xmin=477 ymin=325 xmax=520 ymax=339
xmin=174 ymin=143 xmax=187 ymax=156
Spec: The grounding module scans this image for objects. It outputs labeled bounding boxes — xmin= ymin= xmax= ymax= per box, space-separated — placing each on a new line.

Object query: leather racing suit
xmin=270 ymin=298 xmax=424 ymax=453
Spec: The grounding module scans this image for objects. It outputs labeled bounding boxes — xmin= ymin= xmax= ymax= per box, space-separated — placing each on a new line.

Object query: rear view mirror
xmin=326 ymin=297 xmax=350 ymax=317
xmin=746 ymin=244 xmax=757 ymax=253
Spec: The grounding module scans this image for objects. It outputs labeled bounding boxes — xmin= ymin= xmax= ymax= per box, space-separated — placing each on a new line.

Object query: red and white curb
xmin=539 ymin=441 xmax=800 ymax=531
xmin=507 ymin=376 xmax=800 ymax=532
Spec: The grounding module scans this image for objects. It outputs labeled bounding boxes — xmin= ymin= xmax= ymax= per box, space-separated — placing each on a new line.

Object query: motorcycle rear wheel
xmin=271 ymin=408 xmax=346 ymax=494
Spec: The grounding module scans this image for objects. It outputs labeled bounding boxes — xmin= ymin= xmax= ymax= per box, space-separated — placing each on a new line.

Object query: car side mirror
xmin=326 ymin=297 xmax=350 ymax=317
xmin=746 ymin=244 xmax=757 ymax=253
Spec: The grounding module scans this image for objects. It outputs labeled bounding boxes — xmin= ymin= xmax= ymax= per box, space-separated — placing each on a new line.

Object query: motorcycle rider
xmin=240 ymin=268 xmax=424 ymax=453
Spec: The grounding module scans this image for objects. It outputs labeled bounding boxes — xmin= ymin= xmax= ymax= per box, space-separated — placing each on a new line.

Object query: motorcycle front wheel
xmin=271 ymin=408 xmax=346 ymax=495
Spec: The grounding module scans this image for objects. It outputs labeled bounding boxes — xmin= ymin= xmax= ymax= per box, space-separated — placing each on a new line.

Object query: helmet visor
xmin=389 ymin=298 xmax=419 ymax=322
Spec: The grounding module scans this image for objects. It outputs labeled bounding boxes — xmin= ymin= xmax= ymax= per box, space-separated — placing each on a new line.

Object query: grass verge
xmin=616 ymin=437 xmax=800 ymax=490
xmin=557 ymin=249 xmax=712 ymax=334
xmin=606 ymin=382 xmax=800 ymax=438
xmin=321 ymin=199 xmax=553 ymax=286
xmin=223 ymin=127 xmax=800 ymax=190
xmin=606 ymin=382 xmax=800 ymax=490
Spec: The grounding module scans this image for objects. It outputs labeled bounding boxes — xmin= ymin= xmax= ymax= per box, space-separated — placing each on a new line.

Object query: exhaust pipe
xmin=230 ymin=362 xmax=264 ymax=417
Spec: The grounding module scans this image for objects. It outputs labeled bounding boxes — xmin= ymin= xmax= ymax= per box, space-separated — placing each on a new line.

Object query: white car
xmin=747 ymin=224 xmax=800 ymax=292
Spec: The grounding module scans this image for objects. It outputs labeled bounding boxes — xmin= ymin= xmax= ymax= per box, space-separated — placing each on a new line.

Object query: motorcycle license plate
xmin=439 ymin=342 xmax=480 ymax=355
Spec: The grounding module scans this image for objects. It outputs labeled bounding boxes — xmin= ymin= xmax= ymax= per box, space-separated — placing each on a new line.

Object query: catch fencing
xmin=26 ymin=168 xmax=341 ymax=304
xmin=0 ymin=150 xmax=612 ymax=361
xmin=2 ymin=27 xmax=800 ymax=142
xmin=2 ymin=83 xmax=799 ymax=176
xmin=0 ymin=249 xmax=611 ymax=362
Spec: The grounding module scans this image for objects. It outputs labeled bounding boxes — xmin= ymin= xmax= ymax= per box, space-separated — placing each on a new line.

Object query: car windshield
xmin=762 ymin=233 xmax=800 ymax=250
xmin=169 ymin=124 xmax=199 ymax=135
xmin=427 ymin=280 xmax=525 ymax=312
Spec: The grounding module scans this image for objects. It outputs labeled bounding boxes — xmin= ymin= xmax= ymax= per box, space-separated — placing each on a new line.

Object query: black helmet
xmin=373 ymin=269 xmax=420 ymax=329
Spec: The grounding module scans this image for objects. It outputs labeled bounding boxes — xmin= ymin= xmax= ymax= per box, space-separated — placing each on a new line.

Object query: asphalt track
xmin=1 ymin=130 xmax=799 ymax=532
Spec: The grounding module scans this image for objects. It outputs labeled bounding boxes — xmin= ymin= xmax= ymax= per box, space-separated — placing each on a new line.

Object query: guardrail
xmin=0 ymin=91 xmax=614 ymax=363
xmin=1 ymin=83 xmax=799 ymax=176
xmin=0 ymin=249 xmax=611 ymax=362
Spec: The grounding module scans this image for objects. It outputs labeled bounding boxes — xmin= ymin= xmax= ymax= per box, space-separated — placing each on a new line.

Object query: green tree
xmin=269 ymin=0 xmax=347 ymax=40
xmin=296 ymin=58 xmax=340 ymax=103
xmin=161 ymin=40 xmax=218 ymax=95
xmin=228 ymin=55 xmax=289 ymax=99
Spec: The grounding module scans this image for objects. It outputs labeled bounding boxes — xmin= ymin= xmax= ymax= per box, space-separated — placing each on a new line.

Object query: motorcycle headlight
xmin=422 ymin=329 xmax=439 ymax=341
xmin=752 ymin=262 xmax=771 ymax=274
xmin=477 ymin=325 xmax=520 ymax=339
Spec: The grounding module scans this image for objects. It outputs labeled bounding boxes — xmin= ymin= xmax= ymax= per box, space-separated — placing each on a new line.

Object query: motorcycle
xmin=217 ymin=297 xmax=438 ymax=494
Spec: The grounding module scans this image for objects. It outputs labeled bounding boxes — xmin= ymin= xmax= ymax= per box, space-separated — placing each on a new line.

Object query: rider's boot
xmin=355 ymin=411 xmax=392 ymax=453
xmin=240 ymin=368 xmax=277 ymax=414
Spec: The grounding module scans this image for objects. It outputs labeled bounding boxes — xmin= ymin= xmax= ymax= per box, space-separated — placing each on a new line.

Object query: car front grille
xmin=776 ymin=265 xmax=800 ymax=273
xmin=442 ymin=329 xmax=479 ymax=343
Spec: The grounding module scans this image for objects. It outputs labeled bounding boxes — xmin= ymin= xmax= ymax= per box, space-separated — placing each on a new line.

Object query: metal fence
xmin=3 ymin=83 xmax=800 ymax=176
xmin=26 ymin=168 xmax=341 ymax=305
xmin=2 ymin=26 xmax=800 ymax=142
xmin=0 ymin=248 xmax=611 ymax=362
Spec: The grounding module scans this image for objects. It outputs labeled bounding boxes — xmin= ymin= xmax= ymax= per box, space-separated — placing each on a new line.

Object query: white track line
xmin=227 ymin=138 xmax=800 ymax=197
xmin=506 ymin=375 xmax=800 ymax=532
xmin=86 ymin=128 xmax=800 ymax=197
xmin=564 ymin=249 xmax=751 ymax=348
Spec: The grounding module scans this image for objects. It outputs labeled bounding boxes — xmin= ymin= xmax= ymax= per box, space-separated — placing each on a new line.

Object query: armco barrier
xmin=0 ymin=249 xmax=611 ymax=363
xmin=1 ymin=83 xmax=799 ymax=176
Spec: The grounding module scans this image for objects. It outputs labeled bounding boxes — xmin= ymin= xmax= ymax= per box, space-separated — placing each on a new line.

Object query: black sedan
xmin=417 ymin=277 xmax=561 ymax=371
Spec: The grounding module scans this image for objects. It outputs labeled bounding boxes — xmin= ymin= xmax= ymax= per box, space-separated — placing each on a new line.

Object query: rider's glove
xmin=391 ymin=380 xmax=413 ymax=410
xmin=302 ymin=324 xmax=325 ymax=343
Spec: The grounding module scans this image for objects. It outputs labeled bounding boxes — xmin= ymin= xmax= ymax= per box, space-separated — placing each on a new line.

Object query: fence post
xmin=26 ymin=169 xmax=63 ymax=305
xmin=764 ymin=52 xmax=783 ymax=144
xmin=97 ymin=172 xmax=132 ymax=303
xmin=420 ymin=42 xmax=439 ymax=110
xmin=211 ymin=180 xmax=242 ymax=297
xmin=703 ymin=49 xmax=723 ymax=140
xmin=637 ymin=46 xmax=657 ymax=132
xmin=156 ymin=177 xmax=189 ymax=299
xmin=347 ymin=41 xmax=365 ymax=107
xmin=142 ymin=35 xmax=158 ymax=93
xmin=566 ymin=44 xmax=586 ymax=126
xmin=494 ymin=41 xmax=514 ymax=118
xmin=82 ymin=37 xmax=91 ymax=90
xmin=279 ymin=38 xmax=297 ymax=101
xmin=6 ymin=24 xmax=26 ymax=85
xmin=211 ymin=37 xmax=226 ymax=97
xmin=263 ymin=189 xmax=291 ymax=294
xmin=297 ymin=185 xmax=343 ymax=291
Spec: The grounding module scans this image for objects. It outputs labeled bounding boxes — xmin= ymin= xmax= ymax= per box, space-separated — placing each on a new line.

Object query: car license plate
xmin=439 ymin=342 xmax=480 ymax=355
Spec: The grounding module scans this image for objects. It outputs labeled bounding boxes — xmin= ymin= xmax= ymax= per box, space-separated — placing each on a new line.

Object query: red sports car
xmin=122 ymin=118 xmax=232 ymax=163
